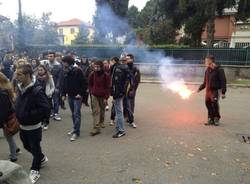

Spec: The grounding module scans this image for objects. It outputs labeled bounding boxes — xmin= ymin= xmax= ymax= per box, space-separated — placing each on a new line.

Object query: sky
xmin=0 ymin=0 xmax=149 ymax=23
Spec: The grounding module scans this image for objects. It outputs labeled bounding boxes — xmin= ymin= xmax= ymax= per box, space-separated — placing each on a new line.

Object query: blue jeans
xmin=114 ymin=97 xmax=125 ymax=132
xmin=123 ymin=97 xmax=134 ymax=123
xmin=52 ymin=91 xmax=60 ymax=115
xmin=68 ymin=97 xmax=82 ymax=136
xmin=4 ymin=132 xmax=18 ymax=160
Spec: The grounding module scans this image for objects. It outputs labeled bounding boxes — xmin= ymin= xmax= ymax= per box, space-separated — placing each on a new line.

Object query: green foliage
xmin=127 ymin=5 xmax=140 ymax=28
xmin=237 ymin=0 xmax=250 ymax=21
xmin=93 ymin=0 xmax=130 ymax=44
xmin=0 ymin=16 xmax=14 ymax=50
xmin=149 ymin=20 xmax=177 ymax=45
xmin=72 ymin=25 xmax=90 ymax=45
xmin=14 ymin=13 xmax=58 ymax=47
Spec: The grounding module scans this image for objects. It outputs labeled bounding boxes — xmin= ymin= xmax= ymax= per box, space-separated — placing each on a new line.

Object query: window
xmin=70 ymin=28 xmax=75 ymax=34
xmin=59 ymin=28 xmax=63 ymax=35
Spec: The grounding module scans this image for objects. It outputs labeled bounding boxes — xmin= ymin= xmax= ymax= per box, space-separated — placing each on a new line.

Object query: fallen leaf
xmin=188 ymin=153 xmax=194 ymax=157
xmin=211 ymin=172 xmax=217 ymax=176
xmin=196 ymin=147 xmax=202 ymax=152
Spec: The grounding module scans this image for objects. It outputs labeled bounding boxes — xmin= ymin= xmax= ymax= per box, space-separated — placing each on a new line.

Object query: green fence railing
xmin=23 ymin=46 xmax=250 ymax=65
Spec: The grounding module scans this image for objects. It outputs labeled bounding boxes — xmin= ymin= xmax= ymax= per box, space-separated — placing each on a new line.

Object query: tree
xmin=14 ymin=13 xmax=58 ymax=46
xmin=0 ymin=16 xmax=14 ymax=50
xmin=18 ymin=14 xmax=39 ymax=45
xmin=237 ymin=0 xmax=250 ymax=21
xmin=93 ymin=0 xmax=130 ymax=44
xmin=127 ymin=5 xmax=139 ymax=28
xmin=155 ymin=0 xmax=250 ymax=47
xmin=72 ymin=25 xmax=90 ymax=45
xmin=32 ymin=12 xmax=58 ymax=45
xmin=149 ymin=20 xmax=177 ymax=45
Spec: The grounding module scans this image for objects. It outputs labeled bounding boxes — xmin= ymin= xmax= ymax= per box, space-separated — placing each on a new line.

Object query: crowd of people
xmin=0 ymin=51 xmax=141 ymax=183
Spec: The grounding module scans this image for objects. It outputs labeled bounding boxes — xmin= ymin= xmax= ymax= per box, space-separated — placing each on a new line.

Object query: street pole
xmin=17 ymin=0 xmax=25 ymax=51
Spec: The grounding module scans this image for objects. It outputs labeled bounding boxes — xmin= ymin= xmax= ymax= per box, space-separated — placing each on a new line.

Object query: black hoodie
xmin=199 ymin=65 xmax=227 ymax=94
xmin=15 ymin=82 xmax=50 ymax=126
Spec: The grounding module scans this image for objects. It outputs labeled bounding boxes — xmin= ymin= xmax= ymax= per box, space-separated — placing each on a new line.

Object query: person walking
xmin=198 ymin=55 xmax=227 ymax=126
xmin=36 ymin=65 xmax=55 ymax=130
xmin=61 ymin=56 xmax=87 ymax=141
xmin=15 ymin=64 xmax=50 ymax=183
xmin=88 ymin=60 xmax=111 ymax=136
xmin=0 ymin=72 xmax=20 ymax=162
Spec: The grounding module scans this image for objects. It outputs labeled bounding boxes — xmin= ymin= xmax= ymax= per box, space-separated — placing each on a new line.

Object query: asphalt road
xmin=0 ymin=84 xmax=250 ymax=184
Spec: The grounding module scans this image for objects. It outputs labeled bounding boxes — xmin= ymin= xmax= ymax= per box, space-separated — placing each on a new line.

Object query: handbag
xmin=3 ymin=113 xmax=20 ymax=136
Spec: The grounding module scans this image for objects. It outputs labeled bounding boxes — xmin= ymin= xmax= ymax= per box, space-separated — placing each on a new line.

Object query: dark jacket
xmin=0 ymin=90 xmax=13 ymax=128
xmin=15 ymin=82 xmax=50 ymax=126
xmin=199 ymin=65 xmax=227 ymax=94
xmin=89 ymin=71 xmax=111 ymax=99
xmin=129 ymin=65 xmax=141 ymax=91
xmin=62 ymin=66 xmax=87 ymax=97
xmin=44 ymin=60 xmax=63 ymax=91
xmin=111 ymin=63 xmax=133 ymax=99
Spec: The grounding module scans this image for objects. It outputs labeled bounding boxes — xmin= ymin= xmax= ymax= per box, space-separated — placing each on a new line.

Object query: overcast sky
xmin=0 ymin=0 xmax=149 ymax=23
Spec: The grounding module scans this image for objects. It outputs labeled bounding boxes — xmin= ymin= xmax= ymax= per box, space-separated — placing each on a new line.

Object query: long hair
xmin=0 ymin=72 xmax=15 ymax=103
xmin=37 ymin=64 xmax=52 ymax=83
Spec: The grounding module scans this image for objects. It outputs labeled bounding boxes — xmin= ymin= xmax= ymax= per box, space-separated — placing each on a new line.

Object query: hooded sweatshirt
xmin=15 ymin=80 xmax=50 ymax=130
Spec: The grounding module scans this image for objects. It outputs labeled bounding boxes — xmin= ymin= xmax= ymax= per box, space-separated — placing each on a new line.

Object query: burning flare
xmin=167 ymin=80 xmax=194 ymax=99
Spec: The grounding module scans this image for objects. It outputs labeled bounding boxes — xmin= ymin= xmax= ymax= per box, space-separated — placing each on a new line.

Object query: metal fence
xmin=23 ymin=46 xmax=250 ymax=65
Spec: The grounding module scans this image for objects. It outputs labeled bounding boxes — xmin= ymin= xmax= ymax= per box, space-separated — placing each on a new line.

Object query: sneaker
xmin=110 ymin=120 xmax=115 ymax=126
xmin=130 ymin=122 xmax=137 ymax=128
xmin=29 ymin=170 xmax=40 ymax=184
xmin=41 ymin=156 xmax=48 ymax=167
xmin=53 ymin=114 xmax=62 ymax=121
xmin=67 ymin=130 xmax=74 ymax=136
xmin=214 ymin=118 xmax=220 ymax=126
xmin=105 ymin=105 xmax=109 ymax=111
xmin=50 ymin=114 xmax=54 ymax=118
xmin=90 ymin=129 xmax=101 ymax=136
xmin=70 ymin=134 xmax=78 ymax=142
xmin=9 ymin=158 xmax=17 ymax=162
xmin=112 ymin=131 xmax=126 ymax=138
xmin=43 ymin=125 xmax=49 ymax=130
xmin=16 ymin=148 xmax=21 ymax=154
xmin=205 ymin=118 xmax=214 ymax=126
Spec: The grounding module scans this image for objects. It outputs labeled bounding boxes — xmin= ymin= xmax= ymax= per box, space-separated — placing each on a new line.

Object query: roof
xmin=57 ymin=18 xmax=84 ymax=26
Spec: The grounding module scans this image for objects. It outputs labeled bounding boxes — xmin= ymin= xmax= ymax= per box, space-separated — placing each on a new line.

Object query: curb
xmin=141 ymin=80 xmax=250 ymax=88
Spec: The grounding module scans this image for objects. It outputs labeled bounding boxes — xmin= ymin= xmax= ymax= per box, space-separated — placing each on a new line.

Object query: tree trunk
xmin=207 ymin=17 xmax=215 ymax=48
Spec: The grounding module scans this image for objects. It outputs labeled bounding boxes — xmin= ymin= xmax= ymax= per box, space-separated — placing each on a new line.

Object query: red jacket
xmin=88 ymin=71 xmax=111 ymax=99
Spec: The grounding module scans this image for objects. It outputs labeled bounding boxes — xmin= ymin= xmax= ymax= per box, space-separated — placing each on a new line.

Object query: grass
xmin=230 ymin=79 xmax=250 ymax=85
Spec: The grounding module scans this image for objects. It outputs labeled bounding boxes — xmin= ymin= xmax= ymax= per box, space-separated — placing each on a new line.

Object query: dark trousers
xmin=43 ymin=97 xmax=52 ymax=126
xmin=82 ymin=92 xmax=89 ymax=105
xmin=205 ymin=90 xmax=221 ymax=120
xmin=52 ymin=91 xmax=60 ymax=115
xmin=111 ymin=103 xmax=116 ymax=121
xmin=20 ymin=128 xmax=44 ymax=171
xmin=123 ymin=97 xmax=134 ymax=123
xmin=130 ymin=96 xmax=135 ymax=113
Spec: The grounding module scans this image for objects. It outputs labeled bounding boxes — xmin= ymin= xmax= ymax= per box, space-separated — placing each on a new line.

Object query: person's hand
xmin=61 ymin=96 xmax=66 ymax=101
xmin=104 ymin=99 xmax=108 ymax=105
xmin=75 ymin=94 xmax=82 ymax=99
xmin=221 ymin=94 xmax=226 ymax=99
